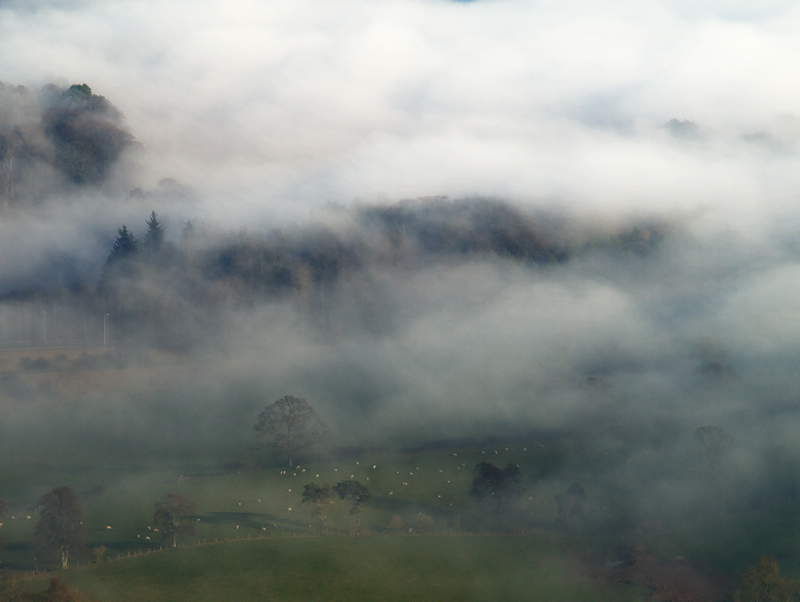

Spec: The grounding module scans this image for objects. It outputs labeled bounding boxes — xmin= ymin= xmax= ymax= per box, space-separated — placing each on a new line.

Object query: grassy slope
xmin=57 ymin=537 xmax=645 ymax=602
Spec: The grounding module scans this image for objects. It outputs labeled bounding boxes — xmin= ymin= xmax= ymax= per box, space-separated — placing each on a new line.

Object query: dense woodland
xmin=0 ymin=197 xmax=665 ymax=349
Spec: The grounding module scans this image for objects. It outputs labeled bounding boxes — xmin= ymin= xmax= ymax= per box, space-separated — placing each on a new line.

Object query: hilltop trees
xmin=107 ymin=225 xmax=139 ymax=265
xmin=42 ymin=83 xmax=133 ymax=185
xmin=254 ymin=395 xmax=328 ymax=467
xmin=33 ymin=486 xmax=86 ymax=569
xmin=153 ymin=494 xmax=196 ymax=548
xmin=143 ymin=211 xmax=165 ymax=256
xmin=0 ymin=81 xmax=134 ymax=208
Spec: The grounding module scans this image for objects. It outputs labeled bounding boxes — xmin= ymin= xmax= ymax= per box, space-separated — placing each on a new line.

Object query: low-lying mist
xmin=2 ymin=1 xmax=800 ymax=583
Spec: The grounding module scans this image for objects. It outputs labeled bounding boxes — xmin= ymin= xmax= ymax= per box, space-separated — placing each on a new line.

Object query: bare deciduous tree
xmin=154 ymin=493 xmax=196 ymax=548
xmin=33 ymin=486 xmax=86 ymax=569
xmin=254 ymin=395 xmax=328 ymax=467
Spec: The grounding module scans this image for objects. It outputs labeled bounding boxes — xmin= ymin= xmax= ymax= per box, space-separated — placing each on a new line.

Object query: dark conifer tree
xmin=143 ymin=211 xmax=165 ymax=255
xmin=107 ymin=225 xmax=138 ymax=264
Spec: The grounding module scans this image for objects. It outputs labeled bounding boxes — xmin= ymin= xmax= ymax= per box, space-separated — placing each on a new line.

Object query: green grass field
xmin=15 ymin=536 xmax=646 ymax=601
xmin=0 ymin=440 xmax=654 ymax=600
xmin=0 ymin=350 xmax=761 ymax=599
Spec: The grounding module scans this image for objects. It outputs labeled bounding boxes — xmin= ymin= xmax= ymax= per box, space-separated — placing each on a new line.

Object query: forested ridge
xmin=0 ymin=82 xmax=666 ymax=349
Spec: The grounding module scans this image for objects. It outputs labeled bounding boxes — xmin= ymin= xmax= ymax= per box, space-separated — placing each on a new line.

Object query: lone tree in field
xmin=254 ymin=395 xmax=328 ymax=467
xmin=333 ymin=480 xmax=371 ymax=536
xmin=301 ymin=483 xmax=333 ymax=531
xmin=33 ymin=486 xmax=86 ymax=569
xmin=153 ymin=493 xmax=196 ymax=548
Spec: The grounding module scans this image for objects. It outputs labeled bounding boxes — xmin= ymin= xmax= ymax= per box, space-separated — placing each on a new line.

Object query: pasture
xmin=0 ymin=349 xmax=755 ymax=598
xmin=8 ymin=537 xmax=647 ymax=601
xmin=0 ymin=431 xmax=652 ymax=599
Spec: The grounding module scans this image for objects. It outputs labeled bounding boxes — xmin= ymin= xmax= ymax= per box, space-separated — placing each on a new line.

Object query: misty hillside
xmin=3 ymin=1 xmax=800 ymax=594
xmin=0 ymin=82 xmax=134 ymax=207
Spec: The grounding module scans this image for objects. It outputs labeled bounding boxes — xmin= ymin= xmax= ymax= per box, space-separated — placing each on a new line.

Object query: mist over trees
xmin=0 ymin=65 xmax=799 ymax=598
xmin=0 ymin=81 xmax=133 ymax=208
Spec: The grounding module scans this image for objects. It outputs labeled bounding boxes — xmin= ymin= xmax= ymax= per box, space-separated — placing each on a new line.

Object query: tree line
xmin=86 ymin=198 xmax=666 ymax=348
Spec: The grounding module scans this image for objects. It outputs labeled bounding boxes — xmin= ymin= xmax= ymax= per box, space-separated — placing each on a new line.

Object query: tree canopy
xmin=469 ymin=461 xmax=521 ymax=510
xmin=33 ymin=486 xmax=86 ymax=569
xmin=143 ymin=210 xmax=165 ymax=255
xmin=153 ymin=493 xmax=196 ymax=548
xmin=333 ymin=480 xmax=371 ymax=535
xmin=301 ymin=483 xmax=333 ymax=531
xmin=254 ymin=395 xmax=328 ymax=467
xmin=107 ymin=225 xmax=139 ymax=265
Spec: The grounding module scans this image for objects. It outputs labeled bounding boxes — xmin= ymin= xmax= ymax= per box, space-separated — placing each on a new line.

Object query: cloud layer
xmin=2 ymin=0 xmax=799 ymax=225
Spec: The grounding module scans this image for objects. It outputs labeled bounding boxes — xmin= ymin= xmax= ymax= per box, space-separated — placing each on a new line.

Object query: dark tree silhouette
xmin=254 ymin=395 xmax=328 ymax=467
xmin=153 ymin=493 xmax=196 ymax=548
xmin=333 ymin=480 xmax=371 ymax=535
xmin=107 ymin=225 xmax=139 ymax=265
xmin=33 ymin=486 xmax=86 ymax=569
xmin=43 ymin=83 xmax=133 ymax=185
xmin=469 ymin=461 xmax=521 ymax=510
xmin=143 ymin=210 xmax=165 ymax=255
xmin=301 ymin=483 xmax=333 ymax=531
